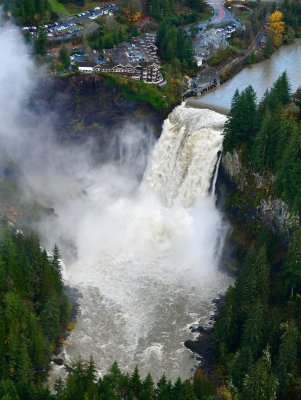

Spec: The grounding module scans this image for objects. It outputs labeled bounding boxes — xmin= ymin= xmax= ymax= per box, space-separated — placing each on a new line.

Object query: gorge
xmin=1 ymin=17 xmax=301 ymax=392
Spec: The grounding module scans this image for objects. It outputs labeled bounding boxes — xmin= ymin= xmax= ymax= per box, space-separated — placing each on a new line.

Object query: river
xmin=50 ymin=106 xmax=233 ymax=383
xmin=188 ymin=39 xmax=301 ymax=112
xmin=1 ymin=18 xmax=298 ymax=385
xmin=49 ymin=38 xmax=301 ymax=384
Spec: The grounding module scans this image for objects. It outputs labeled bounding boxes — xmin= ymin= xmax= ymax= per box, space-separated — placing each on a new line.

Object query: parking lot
xmin=194 ymin=24 xmax=238 ymax=60
xmin=21 ymin=3 xmax=118 ymax=42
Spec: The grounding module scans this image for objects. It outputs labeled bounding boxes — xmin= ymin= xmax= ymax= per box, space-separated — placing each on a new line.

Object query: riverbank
xmin=190 ymin=38 xmax=301 ymax=111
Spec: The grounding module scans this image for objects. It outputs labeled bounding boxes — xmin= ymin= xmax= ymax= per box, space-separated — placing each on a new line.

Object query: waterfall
xmin=0 ymin=20 xmax=233 ymax=385
xmin=50 ymin=104 xmax=232 ymax=384
xmin=142 ymin=104 xmax=226 ymax=207
xmin=211 ymin=152 xmax=222 ymax=198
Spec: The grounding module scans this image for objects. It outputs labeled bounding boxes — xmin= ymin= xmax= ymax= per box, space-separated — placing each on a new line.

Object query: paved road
xmin=198 ymin=0 xmax=240 ymax=30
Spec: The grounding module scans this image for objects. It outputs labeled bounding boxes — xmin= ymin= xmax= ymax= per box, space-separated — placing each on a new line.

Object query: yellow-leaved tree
xmin=122 ymin=0 xmax=142 ymax=22
xmin=268 ymin=10 xmax=285 ymax=47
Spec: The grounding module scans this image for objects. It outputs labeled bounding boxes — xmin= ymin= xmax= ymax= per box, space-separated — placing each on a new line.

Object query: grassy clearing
xmin=62 ymin=1 xmax=108 ymax=13
xmin=103 ymin=73 xmax=169 ymax=109
xmin=48 ymin=0 xmax=72 ymax=16
xmin=208 ymin=46 xmax=239 ymax=66
xmin=238 ymin=9 xmax=251 ymax=23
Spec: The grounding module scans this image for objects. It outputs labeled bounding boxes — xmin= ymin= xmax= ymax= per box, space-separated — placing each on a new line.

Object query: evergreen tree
xmin=156 ymin=375 xmax=172 ymax=400
xmin=252 ymin=110 xmax=270 ymax=172
xmin=212 ymin=286 xmax=239 ymax=357
xmin=141 ymin=373 xmax=156 ymax=400
xmin=240 ymin=349 xmax=278 ymax=400
xmin=282 ymin=227 xmax=301 ymax=298
xmin=223 ymin=86 xmax=257 ymax=152
xmin=51 ymin=244 xmax=63 ymax=286
xmin=276 ymin=126 xmax=301 ymax=212
xmin=271 ymin=71 xmax=291 ymax=105
xmin=130 ymin=366 xmax=142 ymax=396
xmin=241 ymin=301 xmax=265 ymax=358
xmin=230 ymin=346 xmax=254 ymax=389
xmin=59 ymin=45 xmax=70 ymax=69
xmin=34 ymin=26 xmax=47 ymax=57
xmin=276 ymin=321 xmax=299 ymax=395
xmin=150 ymin=0 xmax=161 ymax=19
xmin=238 ymin=245 xmax=270 ymax=320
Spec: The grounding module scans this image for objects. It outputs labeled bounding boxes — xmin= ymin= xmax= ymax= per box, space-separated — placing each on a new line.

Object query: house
xmin=78 ymin=62 xmax=95 ymax=73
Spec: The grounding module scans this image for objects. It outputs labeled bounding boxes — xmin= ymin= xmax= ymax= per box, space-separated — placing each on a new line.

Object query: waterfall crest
xmin=142 ymin=104 xmax=226 ymax=207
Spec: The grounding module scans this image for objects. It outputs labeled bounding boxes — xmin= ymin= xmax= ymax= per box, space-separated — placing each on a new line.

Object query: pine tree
xmin=282 ymin=227 xmax=301 ymax=298
xmin=240 ymin=348 xmax=278 ymax=400
xmin=51 ymin=244 xmax=63 ymax=285
xmin=276 ymin=321 xmax=299 ymax=394
xmin=241 ymin=301 xmax=265 ymax=358
xmin=252 ymin=110 xmax=270 ymax=172
xmin=276 ymin=125 xmax=301 ymax=211
xmin=230 ymin=346 xmax=254 ymax=389
xmin=34 ymin=26 xmax=47 ymax=57
xmin=0 ymin=380 xmax=20 ymax=400
xmin=223 ymin=87 xmax=257 ymax=152
xmin=150 ymin=0 xmax=161 ymax=19
xmin=271 ymin=71 xmax=291 ymax=105
xmin=140 ymin=373 xmax=155 ymax=400
xmin=59 ymin=45 xmax=70 ymax=69
xmin=212 ymin=286 xmax=239 ymax=357
xmin=130 ymin=366 xmax=142 ymax=396
xmin=156 ymin=375 xmax=172 ymax=400
xmin=238 ymin=245 xmax=270 ymax=319
xmin=223 ymin=89 xmax=241 ymax=152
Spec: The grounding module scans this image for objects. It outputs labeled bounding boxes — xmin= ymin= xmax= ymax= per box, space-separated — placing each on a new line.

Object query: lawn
xmin=48 ymin=0 xmax=72 ymax=16
xmin=103 ymin=73 xmax=169 ymax=109
xmin=62 ymin=1 xmax=112 ymax=14
xmin=238 ymin=9 xmax=251 ymax=23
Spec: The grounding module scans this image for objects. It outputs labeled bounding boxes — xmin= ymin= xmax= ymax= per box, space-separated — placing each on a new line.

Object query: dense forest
xmin=282 ymin=0 xmax=301 ymax=28
xmin=212 ymin=73 xmax=301 ymax=399
xmin=2 ymin=0 xmax=50 ymax=24
xmin=149 ymin=0 xmax=204 ymax=70
xmin=223 ymin=72 xmax=301 ymax=212
xmin=156 ymin=21 xmax=196 ymax=70
xmin=0 ymin=225 xmax=70 ymax=399
xmin=3 ymin=75 xmax=301 ymax=400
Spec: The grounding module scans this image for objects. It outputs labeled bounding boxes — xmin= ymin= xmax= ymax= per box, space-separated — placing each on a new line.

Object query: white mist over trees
xmin=0 ymin=19 xmax=232 ymax=381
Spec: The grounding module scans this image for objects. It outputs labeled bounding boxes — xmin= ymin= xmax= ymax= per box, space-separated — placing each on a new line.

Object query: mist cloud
xmin=0 ymin=19 xmax=232 ymax=381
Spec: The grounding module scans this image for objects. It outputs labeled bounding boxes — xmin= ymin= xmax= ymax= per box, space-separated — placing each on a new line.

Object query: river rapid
xmin=2 ymin=19 xmax=300 ymax=385
xmin=49 ymin=105 xmax=232 ymax=382
xmin=51 ymin=40 xmax=301 ymax=383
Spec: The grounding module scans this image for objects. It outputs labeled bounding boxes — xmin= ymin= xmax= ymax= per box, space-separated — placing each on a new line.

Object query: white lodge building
xmin=93 ymin=61 xmax=163 ymax=84
xmin=75 ymin=34 xmax=165 ymax=85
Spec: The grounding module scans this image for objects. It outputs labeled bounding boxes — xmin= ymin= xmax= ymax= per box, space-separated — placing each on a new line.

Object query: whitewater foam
xmin=50 ymin=104 xmax=232 ymax=382
xmin=142 ymin=104 xmax=226 ymax=207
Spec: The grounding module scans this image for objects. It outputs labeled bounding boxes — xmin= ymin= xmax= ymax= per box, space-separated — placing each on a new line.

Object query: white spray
xmin=60 ymin=104 xmax=232 ymax=382
xmin=0 ymin=20 xmax=232 ymax=383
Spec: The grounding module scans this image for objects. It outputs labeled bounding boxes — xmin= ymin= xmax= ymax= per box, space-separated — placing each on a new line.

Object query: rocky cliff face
xmin=0 ymin=75 xmax=166 ymax=227
xmin=222 ymin=150 xmax=247 ymax=190
xmin=30 ymin=75 xmax=165 ymax=160
xmin=221 ymin=150 xmax=299 ymax=242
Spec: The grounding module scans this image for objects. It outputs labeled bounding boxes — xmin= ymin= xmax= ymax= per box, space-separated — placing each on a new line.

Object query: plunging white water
xmin=142 ymin=105 xmax=226 ymax=207
xmin=50 ymin=104 xmax=232 ymax=382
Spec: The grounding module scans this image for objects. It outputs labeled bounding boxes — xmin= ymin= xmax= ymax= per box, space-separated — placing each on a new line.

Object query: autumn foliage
xmin=217 ymin=385 xmax=233 ymax=400
xmin=122 ymin=7 xmax=142 ymax=22
xmin=268 ymin=10 xmax=285 ymax=47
